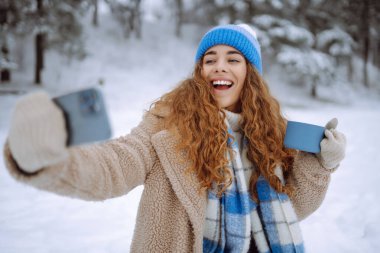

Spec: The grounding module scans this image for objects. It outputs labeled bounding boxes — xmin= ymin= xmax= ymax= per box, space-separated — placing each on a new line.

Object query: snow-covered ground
xmin=1 ymin=13 xmax=380 ymax=253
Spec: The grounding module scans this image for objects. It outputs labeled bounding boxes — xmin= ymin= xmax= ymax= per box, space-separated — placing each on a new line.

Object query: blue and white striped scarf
xmin=203 ymin=112 xmax=305 ymax=253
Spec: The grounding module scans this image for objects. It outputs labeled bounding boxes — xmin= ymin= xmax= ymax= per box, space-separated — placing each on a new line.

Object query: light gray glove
xmin=317 ymin=118 xmax=346 ymax=170
xmin=8 ymin=91 xmax=69 ymax=173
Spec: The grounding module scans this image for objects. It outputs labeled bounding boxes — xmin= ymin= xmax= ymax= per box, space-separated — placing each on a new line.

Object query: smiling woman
xmin=3 ymin=23 xmax=346 ymax=253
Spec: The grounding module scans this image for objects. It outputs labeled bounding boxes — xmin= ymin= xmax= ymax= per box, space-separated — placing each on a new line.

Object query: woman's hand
xmin=317 ymin=118 xmax=347 ymax=170
xmin=8 ymin=91 xmax=69 ymax=173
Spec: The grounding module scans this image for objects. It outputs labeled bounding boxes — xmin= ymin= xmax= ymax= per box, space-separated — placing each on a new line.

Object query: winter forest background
xmin=1 ymin=0 xmax=380 ymax=95
xmin=1 ymin=0 xmax=380 ymax=252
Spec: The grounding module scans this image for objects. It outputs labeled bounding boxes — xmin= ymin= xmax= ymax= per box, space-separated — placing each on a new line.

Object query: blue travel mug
xmin=284 ymin=121 xmax=325 ymax=153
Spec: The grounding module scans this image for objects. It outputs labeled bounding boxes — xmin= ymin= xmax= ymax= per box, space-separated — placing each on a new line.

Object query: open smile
xmin=211 ymin=80 xmax=234 ymax=91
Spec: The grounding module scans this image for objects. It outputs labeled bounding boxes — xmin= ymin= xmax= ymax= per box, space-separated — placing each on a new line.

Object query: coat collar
xmin=151 ymin=130 xmax=207 ymax=251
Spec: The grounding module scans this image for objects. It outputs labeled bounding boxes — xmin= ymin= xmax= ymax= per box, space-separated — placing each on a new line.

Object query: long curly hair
xmin=149 ymin=61 xmax=296 ymax=199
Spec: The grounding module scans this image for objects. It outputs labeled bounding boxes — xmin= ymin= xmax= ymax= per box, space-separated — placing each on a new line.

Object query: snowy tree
xmin=252 ymin=15 xmax=336 ymax=98
xmin=106 ymin=0 xmax=142 ymax=39
xmin=164 ymin=0 xmax=203 ymax=38
xmin=92 ymin=0 xmax=99 ymax=27
xmin=172 ymin=0 xmax=184 ymax=38
xmin=5 ymin=0 xmax=86 ymax=85
xmin=0 ymin=1 xmax=21 ymax=83
xmin=167 ymin=0 xmax=379 ymax=93
xmin=339 ymin=0 xmax=380 ymax=88
xmin=164 ymin=0 xmax=185 ymax=38
xmin=317 ymin=27 xmax=355 ymax=59
xmin=295 ymin=0 xmax=380 ymax=88
xmin=190 ymin=0 xmax=222 ymax=25
xmin=175 ymin=0 xmax=258 ymax=28
xmin=316 ymin=26 xmax=356 ymax=82
xmin=277 ymin=47 xmax=335 ymax=98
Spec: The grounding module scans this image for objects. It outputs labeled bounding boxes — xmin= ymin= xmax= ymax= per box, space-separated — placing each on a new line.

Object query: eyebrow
xmin=204 ymin=50 xmax=243 ymax=56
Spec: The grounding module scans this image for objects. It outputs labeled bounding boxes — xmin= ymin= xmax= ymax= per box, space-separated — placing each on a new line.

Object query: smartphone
xmin=53 ymin=87 xmax=112 ymax=146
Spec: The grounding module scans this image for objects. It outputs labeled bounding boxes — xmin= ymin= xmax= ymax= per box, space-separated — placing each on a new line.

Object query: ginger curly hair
xmin=150 ymin=61 xmax=295 ymax=199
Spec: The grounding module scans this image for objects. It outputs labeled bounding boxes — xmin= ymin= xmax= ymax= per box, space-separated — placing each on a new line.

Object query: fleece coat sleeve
xmin=3 ymin=113 xmax=161 ymax=201
xmin=288 ymin=151 xmax=337 ymax=220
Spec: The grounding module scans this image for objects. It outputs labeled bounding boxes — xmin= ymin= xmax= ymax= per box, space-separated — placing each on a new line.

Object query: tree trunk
xmin=134 ymin=0 xmax=142 ymax=39
xmin=34 ymin=0 xmax=45 ymax=85
xmin=243 ymin=0 xmax=255 ymax=23
xmin=34 ymin=33 xmax=44 ymax=85
xmin=1 ymin=43 xmax=11 ymax=82
xmin=347 ymin=57 xmax=353 ymax=83
xmin=361 ymin=0 xmax=370 ymax=88
xmin=0 ymin=70 xmax=10 ymax=82
xmin=92 ymin=0 xmax=98 ymax=27
xmin=374 ymin=40 xmax=380 ymax=69
xmin=0 ymin=5 xmax=11 ymax=83
xmin=362 ymin=37 xmax=370 ymax=88
xmin=227 ymin=4 xmax=237 ymax=23
xmin=311 ymin=77 xmax=318 ymax=98
xmin=175 ymin=0 xmax=183 ymax=38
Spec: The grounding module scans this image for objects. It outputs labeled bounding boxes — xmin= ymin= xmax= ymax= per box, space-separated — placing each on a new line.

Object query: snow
xmin=270 ymin=0 xmax=284 ymax=10
xmin=1 ymin=12 xmax=380 ymax=253
xmin=269 ymin=25 xmax=314 ymax=47
xmin=277 ymin=47 xmax=334 ymax=79
xmin=0 ymin=58 xmax=18 ymax=70
xmin=316 ymin=27 xmax=354 ymax=56
xmin=254 ymin=15 xmax=314 ymax=47
xmin=254 ymin=15 xmax=281 ymax=29
xmin=287 ymin=0 xmax=300 ymax=8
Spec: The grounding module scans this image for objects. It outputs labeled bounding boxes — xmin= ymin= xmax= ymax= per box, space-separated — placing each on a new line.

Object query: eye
xmin=203 ymin=59 xmax=215 ymax=64
xmin=228 ymin=58 xmax=240 ymax=63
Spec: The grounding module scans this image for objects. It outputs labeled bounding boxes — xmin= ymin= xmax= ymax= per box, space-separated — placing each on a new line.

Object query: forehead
xmin=204 ymin=45 xmax=242 ymax=55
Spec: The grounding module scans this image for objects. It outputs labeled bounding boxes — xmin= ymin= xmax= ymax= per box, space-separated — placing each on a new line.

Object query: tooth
xmin=212 ymin=80 xmax=233 ymax=86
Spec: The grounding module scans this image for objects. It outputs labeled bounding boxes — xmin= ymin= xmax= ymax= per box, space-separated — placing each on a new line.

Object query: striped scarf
xmin=203 ymin=111 xmax=305 ymax=253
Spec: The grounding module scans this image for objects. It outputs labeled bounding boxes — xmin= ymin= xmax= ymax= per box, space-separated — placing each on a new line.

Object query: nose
xmin=214 ymin=59 xmax=227 ymax=73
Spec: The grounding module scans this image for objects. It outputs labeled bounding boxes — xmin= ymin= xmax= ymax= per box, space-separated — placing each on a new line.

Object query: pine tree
xmin=150 ymin=0 xmax=379 ymax=93
xmin=106 ymin=0 xmax=142 ymax=39
xmin=5 ymin=0 xmax=86 ymax=85
xmin=0 ymin=1 xmax=17 ymax=83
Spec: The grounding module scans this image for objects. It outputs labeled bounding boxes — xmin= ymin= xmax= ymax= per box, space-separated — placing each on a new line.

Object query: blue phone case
xmin=53 ymin=88 xmax=112 ymax=146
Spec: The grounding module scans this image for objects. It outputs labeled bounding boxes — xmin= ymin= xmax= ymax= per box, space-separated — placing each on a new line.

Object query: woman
xmin=3 ymin=24 xmax=346 ymax=253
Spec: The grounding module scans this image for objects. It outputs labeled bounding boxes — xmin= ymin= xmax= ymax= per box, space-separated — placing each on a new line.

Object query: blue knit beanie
xmin=195 ymin=24 xmax=262 ymax=74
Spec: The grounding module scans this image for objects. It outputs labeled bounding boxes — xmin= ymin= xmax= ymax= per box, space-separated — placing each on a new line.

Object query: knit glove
xmin=317 ymin=118 xmax=347 ymax=170
xmin=8 ymin=91 xmax=69 ymax=173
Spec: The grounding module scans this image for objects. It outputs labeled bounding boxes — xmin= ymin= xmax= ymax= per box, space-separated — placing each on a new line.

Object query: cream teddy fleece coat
xmin=3 ymin=111 xmax=335 ymax=253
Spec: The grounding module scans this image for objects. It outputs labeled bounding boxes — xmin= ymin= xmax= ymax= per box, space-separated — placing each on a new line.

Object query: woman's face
xmin=201 ymin=45 xmax=247 ymax=113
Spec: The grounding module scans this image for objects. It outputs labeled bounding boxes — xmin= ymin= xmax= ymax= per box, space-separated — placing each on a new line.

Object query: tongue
xmin=215 ymin=85 xmax=230 ymax=90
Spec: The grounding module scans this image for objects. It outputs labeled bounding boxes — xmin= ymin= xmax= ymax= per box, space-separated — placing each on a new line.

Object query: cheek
xmin=237 ymin=72 xmax=246 ymax=88
xmin=233 ymin=65 xmax=247 ymax=84
xmin=239 ymin=85 xmax=245 ymax=98
xmin=201 ymin=67 xmax=209 ymax=79
xmin=240 ymin=68 xmax=247 ymax=83
xmin=238 ymin=76 xmax=247 ymax=91
xmin=233 ymin=85 xmax=244 ymax=100
xmin=235 ymin=76 xmax=246 ymax=97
